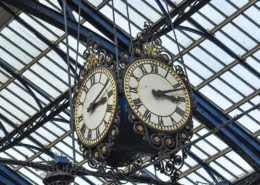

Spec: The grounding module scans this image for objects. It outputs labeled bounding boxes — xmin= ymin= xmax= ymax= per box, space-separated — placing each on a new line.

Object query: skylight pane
xmin=0 ymin=36 xmax=32 ymax=65
xmin=100 ymin=5 xmax=140 ymax=37
xmin=225 ymin=151 xmax=253 ymax=172
xmin=229 ymin=0 xmax=248 ymax=8
xmin=186 ymin=68 xmax=203 ymax=87
xmin=19 ymin=13 xmax=58 ymax=41
xmin=0 ymin=117 xmax=14 ymax=133
xmin=221 ymin=23 xmax=257 ymax=50
xmin=220 ymin=71 xmax=254 ymax=96
xmin=191 ymin=12 xmax=215 ymax=30
xmin=113 ymin=0 xmax=147 ymax=27
xmin=233 ymin=15 xmax=260 ymax=42
xmin=18 ymin=168 xmax=43 ymax=185
xmin=195 ymin=140 xmax=218 ymax=156
xmin=178 ymin=178 xmax=193 ymax=185
xmin=244 ymin=7 xmax=260 ymax=26
xmin=231 ymin=64 xmax=260 ymax=89
xmin=216 ymin=157 xmax=244 ymax=177
xmin=31 ymin=62 xmax=67 ymax=93
xmin=0 ymin=48 xmax=24 ymax=70
xmin=2 ymin=27 xmax=41 ymax=58
xmin=183 ymin=54 xmax=214 ymax=79
xmin=211 ymin=0 xmax=236 ymax=16
xmin=127 ymin=0 xmax=161 ymax=22
xmin=0 ymin=97 xmax=29 ymax=122
xmin=196 ymin=167 xmax=214 ymax=182
xmin=246 ymin=57 xmax=260 ymax=75
xmin=187 ymin=172 xmax=208 ymax=184
xmin=9 ymin=20 xmax=48 ymax=51
xmin=23 ymin=70 xmax=60 ymax=98
xmin=209 ymin=162 xmax=235 ymax=181
xmin=1 ymin=89 xmax=37 ymax=116
xmin=189 ymin=47 xmax=224 ymax=72
xmin=205 ymin=134 xmax=228 ymax=151
xmin=229 ymin=108 xmax=259 ymax=133
xmin=199 ymin=5 xmax=225 ymax=25
xmin=210 ymin=78 xmax=243 ymax=103
xmin=215 ymin=31 xmax=245 ymax=55
xmin=200 ymin=85 xmax=233 ymax=110
xmin=0 ymin=67 xmax=10 ymax=86
xmin=200 ymin=40 xmax=233 ymax=65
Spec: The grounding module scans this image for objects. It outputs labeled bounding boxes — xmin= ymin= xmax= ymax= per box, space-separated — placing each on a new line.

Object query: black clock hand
xmin=152 ymin=87 xmax=186 ymax=96
xmin=152 ymin=89 xmax=179 ymax=102
xmin=87 ymin=79 xmax=109 ymax=112
xmin=88 ymin=97 xmax=107 ymax=112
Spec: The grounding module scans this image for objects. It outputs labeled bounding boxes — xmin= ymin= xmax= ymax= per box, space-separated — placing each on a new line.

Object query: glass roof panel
xmin=199 ymin=4 xmax=225 ymax=25
xmin=231 ymin=64 xmax=260 ymax=89
xmin=200 ymin=40 xmax=234 ymax=65
xmin=233 ymin=14 xmax=260 ymax=42
xmin=222 ymin=23 xmax=257 ymax=50
xmin=209 ymin=161 xmax=235 ymax=181
xmin=211 ymin=0 xmax=237 ymax=16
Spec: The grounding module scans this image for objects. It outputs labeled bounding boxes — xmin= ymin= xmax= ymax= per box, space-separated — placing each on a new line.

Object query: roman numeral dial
xmin=74 ymin=67 xmax=117 ymax=147
xmin=124 ymin=59 xmax=191 ymax=132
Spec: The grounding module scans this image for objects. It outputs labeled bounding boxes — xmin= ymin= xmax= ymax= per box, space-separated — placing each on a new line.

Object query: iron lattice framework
xmin=0 ymin=0 xmax=259 ymax=184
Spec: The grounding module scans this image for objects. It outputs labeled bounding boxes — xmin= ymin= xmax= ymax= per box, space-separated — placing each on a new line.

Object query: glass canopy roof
xmin=0 ymin=0 xmax=259 ymax=184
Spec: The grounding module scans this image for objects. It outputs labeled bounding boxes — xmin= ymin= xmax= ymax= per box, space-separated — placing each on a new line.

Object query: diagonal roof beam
xmin=153 ymin=0 xmax=211 ymax=39
xmin=0 ymin=0 xmax=116 ymax=53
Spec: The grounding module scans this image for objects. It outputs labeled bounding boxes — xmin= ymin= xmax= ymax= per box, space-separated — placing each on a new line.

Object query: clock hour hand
xmin=88 ymin=97 xmax=107 ymax=112
xmin=152 ymin=89 xmax=179 ymax=102
xmin=87 ymin=79 xmax=109 ymax=112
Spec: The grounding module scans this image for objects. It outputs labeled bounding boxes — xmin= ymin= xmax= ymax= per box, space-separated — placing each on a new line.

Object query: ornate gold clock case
xmin=74 ymin=67 xmax=117 ymax=147
xmin=124 ymin=58 xmax=192 ymax=132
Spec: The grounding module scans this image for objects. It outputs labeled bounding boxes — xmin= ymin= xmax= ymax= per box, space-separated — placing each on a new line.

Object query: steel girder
xmin=233 ymin=171 xmax=260 ymax=185
xmin=0 ymin=164 xmax=33 ymax=185
xmin=0 ymin=0 xmax=259 ymax=171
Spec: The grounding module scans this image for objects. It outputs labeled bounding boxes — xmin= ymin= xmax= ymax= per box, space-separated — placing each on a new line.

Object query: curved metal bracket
xmin=16 ymin=143 xmax=56 ymax=159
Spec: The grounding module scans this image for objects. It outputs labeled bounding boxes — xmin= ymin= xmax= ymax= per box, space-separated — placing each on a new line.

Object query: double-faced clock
xmin=74 ymin=67 xmax=117 ymax=147
xmin=124 ymin=58 xmax=191 ymax=131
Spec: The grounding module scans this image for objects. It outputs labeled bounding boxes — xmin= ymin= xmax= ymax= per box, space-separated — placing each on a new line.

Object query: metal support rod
xmin=62 ymin=0 xmax=76 ymax=164
xmin=58 ymin=0 xmax=76 ymax=21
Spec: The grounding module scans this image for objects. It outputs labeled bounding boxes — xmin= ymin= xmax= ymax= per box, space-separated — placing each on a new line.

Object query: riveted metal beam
xmin=0 ymin=164 xmax=33 ymax=185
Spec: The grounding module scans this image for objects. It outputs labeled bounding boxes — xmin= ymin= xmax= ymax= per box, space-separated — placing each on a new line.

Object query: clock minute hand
xmin=152 ymin=88 xmax=186 ymax=96
xmin=87 ymin=79 xmax=109 ymax=112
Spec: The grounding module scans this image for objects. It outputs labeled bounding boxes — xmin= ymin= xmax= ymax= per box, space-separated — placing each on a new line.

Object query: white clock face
xmin=74 ymin=67 xmax=117 ymax=146
xmin=124 ymin=59 xmax=191 ymax=131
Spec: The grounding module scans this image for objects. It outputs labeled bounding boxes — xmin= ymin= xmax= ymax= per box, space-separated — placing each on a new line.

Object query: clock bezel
xmin=74 ymin=67 xmax=118 ymax=147
xmin=123 ymin=58 xmax=192 ymax=132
